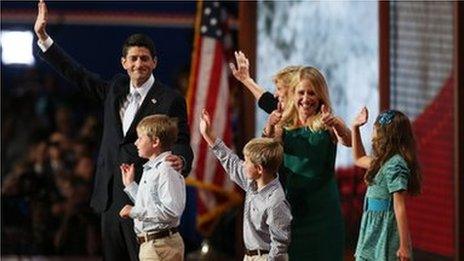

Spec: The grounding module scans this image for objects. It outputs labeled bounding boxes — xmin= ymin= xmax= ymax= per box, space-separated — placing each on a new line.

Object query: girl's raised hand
xmin=353 ymin=107 xmax=368 ymax=128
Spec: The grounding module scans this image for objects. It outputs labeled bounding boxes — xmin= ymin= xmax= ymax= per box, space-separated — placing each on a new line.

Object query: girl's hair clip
xmin=377 ymin=110 xmax=396 ymax=125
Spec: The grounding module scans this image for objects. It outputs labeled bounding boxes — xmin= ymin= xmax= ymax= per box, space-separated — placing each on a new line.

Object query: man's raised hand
xmin=34 ymin=0 xmax=49 ymax=42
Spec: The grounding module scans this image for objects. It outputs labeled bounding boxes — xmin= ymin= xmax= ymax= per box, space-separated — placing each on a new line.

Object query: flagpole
xmin=186 ymin=0 xmax=203 ymax=114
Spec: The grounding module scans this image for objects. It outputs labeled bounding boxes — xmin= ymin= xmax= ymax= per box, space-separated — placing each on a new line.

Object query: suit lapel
xmin=123 ymin=81 xmax=163 ymax=142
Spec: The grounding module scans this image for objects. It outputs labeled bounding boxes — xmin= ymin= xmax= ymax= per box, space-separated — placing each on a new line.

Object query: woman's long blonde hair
xmin=280 ymin=66 xmax=332 ymax=132
xmin=272 ymin=65 xmax=302 ymax=108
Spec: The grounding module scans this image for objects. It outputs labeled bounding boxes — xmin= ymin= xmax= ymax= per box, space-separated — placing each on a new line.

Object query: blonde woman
xmin=265 ymin=66 xmax=351 ymax=260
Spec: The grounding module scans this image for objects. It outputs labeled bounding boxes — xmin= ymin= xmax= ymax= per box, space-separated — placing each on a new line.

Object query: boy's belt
xmin=137 ymin=227 xmax=178 ymax=244
xmin=245 ymin=249 xmax=269 ymax=256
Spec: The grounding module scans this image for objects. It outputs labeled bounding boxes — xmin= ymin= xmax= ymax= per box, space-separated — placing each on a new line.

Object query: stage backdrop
xmin=389 ymin=1 xmax=455 ymax=257
xmin=256 ymin=1 xmax=379 ymax=168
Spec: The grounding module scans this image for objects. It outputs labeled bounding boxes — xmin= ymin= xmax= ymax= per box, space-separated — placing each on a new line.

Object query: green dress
xmin=283 ymin=127 xmax=344 ymax=261
xmin=355 ymin=154 xmax=410 ymax=261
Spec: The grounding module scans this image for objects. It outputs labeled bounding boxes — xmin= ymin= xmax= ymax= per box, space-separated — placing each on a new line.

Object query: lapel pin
xmin=151 ymin=98 xmax=157 ymax=104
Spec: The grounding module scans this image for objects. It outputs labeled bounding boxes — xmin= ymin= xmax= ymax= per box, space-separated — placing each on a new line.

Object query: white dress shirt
xmin=120 ymin=75 xmax=154 ymax=134
xmin=124 ymin=151 xmax=186 ymax=234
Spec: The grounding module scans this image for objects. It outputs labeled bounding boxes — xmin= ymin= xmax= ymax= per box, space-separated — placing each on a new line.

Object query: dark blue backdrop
xmin=2 ymin=25 xmax=194 ymax=88
xmin=1 ymin=1 xmax=238 ymax=89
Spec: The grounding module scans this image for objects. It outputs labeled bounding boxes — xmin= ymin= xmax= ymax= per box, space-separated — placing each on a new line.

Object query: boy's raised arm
xmin=200 ymin=109 xmax=249 ymax=189
xmin=199 ymin=109 xmax=217 ymax=147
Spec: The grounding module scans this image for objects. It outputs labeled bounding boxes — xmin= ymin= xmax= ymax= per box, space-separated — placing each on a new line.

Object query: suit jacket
xmin=39 ymin=43 xmax=193 ymax=213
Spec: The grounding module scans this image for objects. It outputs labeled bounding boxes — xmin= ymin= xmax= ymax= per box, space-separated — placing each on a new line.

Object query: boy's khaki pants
xmin=139 ymin=232 xmax=184 ymax=261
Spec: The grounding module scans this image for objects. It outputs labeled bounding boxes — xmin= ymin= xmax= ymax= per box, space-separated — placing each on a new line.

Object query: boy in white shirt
xmin=119 ymin=114 xmax=186 ymax=261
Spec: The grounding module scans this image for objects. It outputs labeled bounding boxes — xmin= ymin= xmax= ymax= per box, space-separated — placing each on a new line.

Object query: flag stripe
xmin=192 ymin=40 xmax=222 ymax=182
xmin=187 ymin=0 xmax=235 ymax=218
xmin=208 ymin=63 xmax=230 ymax=185
xmin=189 ymin=38 xmax=216 ymax=180
xmin=201 ymin=44 xmax=226 ymax=183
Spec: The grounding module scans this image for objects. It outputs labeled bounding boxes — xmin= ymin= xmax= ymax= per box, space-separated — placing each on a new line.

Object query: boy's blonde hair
xmin=281 ymin=66 xmax=333 ymax=132
xmin=243 ymin=138 xmax=283 ymax=174
xmin=136 ymin=115 xmax=178 ymax=151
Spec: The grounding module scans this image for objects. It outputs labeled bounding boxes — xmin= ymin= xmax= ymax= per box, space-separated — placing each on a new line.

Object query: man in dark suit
xmin=34 ymin=0 xmax=193 ymax=260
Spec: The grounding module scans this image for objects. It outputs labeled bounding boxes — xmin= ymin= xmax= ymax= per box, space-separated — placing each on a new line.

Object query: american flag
xmin=187 ymin=1 xmax=236 ymax=225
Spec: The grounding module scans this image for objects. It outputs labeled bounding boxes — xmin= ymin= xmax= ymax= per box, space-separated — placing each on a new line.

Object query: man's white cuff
xmin=37 ymin=37 xmax=54 ymax=52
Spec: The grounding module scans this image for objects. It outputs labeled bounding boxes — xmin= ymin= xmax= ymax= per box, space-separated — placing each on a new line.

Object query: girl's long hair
xmin=365 ymin=110 xmax=422 ymax=195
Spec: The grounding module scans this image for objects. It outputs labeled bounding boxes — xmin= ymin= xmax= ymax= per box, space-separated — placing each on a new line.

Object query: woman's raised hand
xmin=229 ymin=51 xmax=251 ymax=82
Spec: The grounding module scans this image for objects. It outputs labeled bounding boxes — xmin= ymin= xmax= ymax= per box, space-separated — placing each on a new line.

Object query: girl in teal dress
xmin=264 ymin=67 xmax=352 ymax=260
xmin=351 ymin=108 xmax=421 ymax=261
